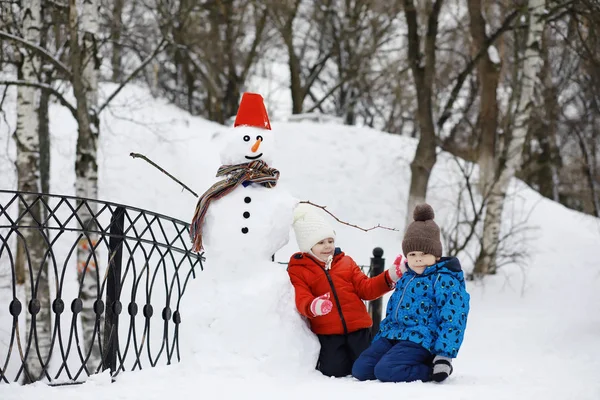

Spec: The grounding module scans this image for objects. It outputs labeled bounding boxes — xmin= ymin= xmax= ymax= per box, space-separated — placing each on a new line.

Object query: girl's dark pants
xmin=316 ymin=328 xmax=371 ymax=377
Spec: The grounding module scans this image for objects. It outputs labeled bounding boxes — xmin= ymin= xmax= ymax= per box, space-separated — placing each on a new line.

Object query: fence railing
xmin=0 ymin=190 xmax=203 ymax=385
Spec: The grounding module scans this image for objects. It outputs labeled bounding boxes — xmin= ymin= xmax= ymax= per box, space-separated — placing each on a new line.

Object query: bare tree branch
xmin=0 ymin=30 xmax=72 ymax=78
xmin=46 ymin=0 xmax=68 ymax=9
xmin=437 ymin=8 xmax=521 ymax=130
xmin=239 ymin=8 xmax=268 ymax=84
xmin=299 ymin=200 xmax=399 ymax=232
xmin=305 ymin=76 xmax=355 ymax=113
xmin=0 ymin=80 xmax=77 ymax=118
xmin=130 ymin=152 xmax=199 ymax=197
xmin=97 ymin=38 xmax=167 ymax=114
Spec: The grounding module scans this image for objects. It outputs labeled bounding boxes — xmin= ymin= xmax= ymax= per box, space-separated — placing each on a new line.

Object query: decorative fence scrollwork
xmin=0 ymin=190 xmax=203 ymax=385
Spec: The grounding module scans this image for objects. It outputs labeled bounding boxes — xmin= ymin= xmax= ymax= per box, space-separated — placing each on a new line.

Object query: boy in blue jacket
xmin=352 ymin=203 xmax=470 ymax=383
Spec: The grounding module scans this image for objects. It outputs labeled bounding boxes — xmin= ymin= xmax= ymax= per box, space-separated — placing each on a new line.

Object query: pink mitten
xmin=310 ymin=293 xmax=333 ymax=317
xmin=388 ymin=254 xmax=406 ymax=282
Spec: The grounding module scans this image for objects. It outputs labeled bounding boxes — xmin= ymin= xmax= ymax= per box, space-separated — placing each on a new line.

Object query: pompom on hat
xmin=292 ymin=204 xmax=335 ymax=253
xmin=402 ymin=203 xmax=442 ymax=258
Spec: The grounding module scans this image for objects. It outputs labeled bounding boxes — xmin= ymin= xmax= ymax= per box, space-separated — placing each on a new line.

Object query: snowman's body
xmin=190 ymin=95 xmax=319 ymax=376
xmin=202 ymin=183 xmax=298 ymax=261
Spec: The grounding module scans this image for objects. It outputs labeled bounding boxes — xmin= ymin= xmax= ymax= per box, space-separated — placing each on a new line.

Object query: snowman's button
xmin=244 ymin=197 xmax=251 ymax=203
xmin=243 ymin=211 xmax=250 ymax=218
xmin=241 ymin=227 xmax=249 ymax=234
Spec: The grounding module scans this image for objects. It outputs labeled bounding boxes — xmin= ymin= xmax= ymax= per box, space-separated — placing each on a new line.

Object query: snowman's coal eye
xmin=243 ymin=135 xmax=250 ymax=142
xmin=256 ymin=135 xmax=263 ymax=141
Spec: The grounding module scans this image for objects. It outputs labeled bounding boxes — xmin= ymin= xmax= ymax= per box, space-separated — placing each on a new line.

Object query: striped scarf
xmin=190 ymin=159 xmax=280 ymax=252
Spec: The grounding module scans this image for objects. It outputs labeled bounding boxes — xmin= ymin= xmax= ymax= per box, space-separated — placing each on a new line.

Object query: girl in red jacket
xmin=287 ymin=204 xmax=404 ymax=377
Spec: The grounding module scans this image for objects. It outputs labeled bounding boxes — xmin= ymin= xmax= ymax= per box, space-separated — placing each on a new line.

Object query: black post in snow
xmin=368 ymin=247 xmax=385 ymax=338
xmin=103 ymin=206 xmax=125 ymax=376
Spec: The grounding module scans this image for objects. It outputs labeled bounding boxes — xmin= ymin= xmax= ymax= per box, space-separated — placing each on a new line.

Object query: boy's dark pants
xmin=352 ymin=338 xmax=434 ymax=382
xmin=316 ymin=328 xmax=371 ymax=377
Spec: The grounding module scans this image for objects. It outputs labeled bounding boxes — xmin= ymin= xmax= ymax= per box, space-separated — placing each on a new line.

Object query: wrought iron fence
xmin=0 ymin=190 xmax=203 ymax=385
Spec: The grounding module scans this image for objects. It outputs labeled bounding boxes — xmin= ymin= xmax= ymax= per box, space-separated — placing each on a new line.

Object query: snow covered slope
xmin=0 ymin=84 xmax=599 ymax=399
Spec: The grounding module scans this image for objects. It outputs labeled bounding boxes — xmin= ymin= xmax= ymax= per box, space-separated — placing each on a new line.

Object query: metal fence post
xmin=103 ymin=207 xmax=125 ymax=374
xmin=368 ymin=247 xmax=385 ymax=338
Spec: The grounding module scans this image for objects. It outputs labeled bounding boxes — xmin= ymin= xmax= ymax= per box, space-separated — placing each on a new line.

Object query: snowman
xmin=186 ymin=93 xmax=320 ymax=377
xmin=190 ymin=92 xmax=298 ymax=262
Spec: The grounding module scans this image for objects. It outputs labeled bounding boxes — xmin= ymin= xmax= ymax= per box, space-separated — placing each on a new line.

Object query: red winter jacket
xmin=287 ymin=248 xmax=394 ymax=335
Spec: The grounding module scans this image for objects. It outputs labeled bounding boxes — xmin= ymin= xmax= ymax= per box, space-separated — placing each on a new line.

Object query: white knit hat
xmin=292 ymin=204 xmax=336 ymax=253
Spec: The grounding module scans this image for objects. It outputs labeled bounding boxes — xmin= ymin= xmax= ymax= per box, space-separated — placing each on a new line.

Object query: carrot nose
xmin=251 ymin=138 xmax=262 ymax=152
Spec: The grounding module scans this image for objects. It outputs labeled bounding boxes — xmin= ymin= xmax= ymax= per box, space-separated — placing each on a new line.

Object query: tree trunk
xmin=474 ymin=0 xmax=546 ymax=277
xmin=467 ymin=0 xmax=501 ymax=195
xmin=38 ymin=87 xmax=50 ymax=195
xmin=403 ymin=0 xmax=443 ymax=226
xmin=277 ymin=0 xmax=306 ymax=115
xmin=110 ymin=0 xmax=124 ymax=82
xmin=575 ymin=128 xmax=600 ymax=217
xmin=222 ymin=0 xmax=241 ymax=121
xmin=538 ymin=31 xmax=561 ymax=202
xmin=69 ymin=0 xmax=102 ymax=373
xmin=39 ymin=5 xmax=51 ymax=197
xmin=288 ymin=43 xmax=304 ymax=114
xmin=344 ymin=87 xmax=357 ymax=125
xmin=15 ymin=0 xmax=52 ymax=383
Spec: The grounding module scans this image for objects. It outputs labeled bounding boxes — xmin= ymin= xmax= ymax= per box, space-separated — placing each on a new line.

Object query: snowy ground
xmin=1 ymin=84 xmax=599 ymax=399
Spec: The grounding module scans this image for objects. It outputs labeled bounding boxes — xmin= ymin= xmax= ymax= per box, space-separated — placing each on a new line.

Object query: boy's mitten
xmin=432 ymin=355 xmax=453 ymax=382
xmin=388 ymin=254 xmax=406 ymax=282
xmin=310 ymin=292 xmax=333 ymax=317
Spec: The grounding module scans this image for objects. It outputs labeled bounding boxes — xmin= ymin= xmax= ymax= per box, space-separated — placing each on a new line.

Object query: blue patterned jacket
xmin=374 ymin=257 xmax=470 ymax=358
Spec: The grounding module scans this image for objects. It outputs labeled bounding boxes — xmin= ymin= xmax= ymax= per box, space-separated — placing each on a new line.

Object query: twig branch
xmin=47 ymin=0 xmax=69 ymax=9
xmin=130 ymin=152 xmax=198 ymax=197
xmin=437 ymin=8 xmax=520 ymax=130
xmin=130 ymin=153 xmax=398 ymax=233
xmin=299 ymin=201 xmax=399 ymax=232
xmin=98 ymin=39 xmax=167 ymax=114
xmin=0 ymin=31 xmax=72 ymax=78
xmin=0 ymin=80 xmax=77 ymax=119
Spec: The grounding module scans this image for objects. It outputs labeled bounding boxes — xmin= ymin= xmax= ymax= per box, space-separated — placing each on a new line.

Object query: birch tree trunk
xmin=15 ymin=0 xmax=52 ymax=383
xmin=39 ymin=7 xmax=51 ymax=197
xmin=474 ymin=0 xmax=546 ymax=277
xmin=69 ymin=0 xmax=102 ymax=373
xmin=110 ymin=0 xmax=124 ymax=82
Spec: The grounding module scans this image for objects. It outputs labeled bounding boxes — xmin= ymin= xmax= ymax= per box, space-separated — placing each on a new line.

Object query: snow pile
xmin=184 ymin=258 xmax=319 ymax=377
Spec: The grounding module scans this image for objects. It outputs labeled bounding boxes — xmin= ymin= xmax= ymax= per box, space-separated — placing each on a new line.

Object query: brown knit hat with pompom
xmin=402 ymin=203 xmax=442 ymax=258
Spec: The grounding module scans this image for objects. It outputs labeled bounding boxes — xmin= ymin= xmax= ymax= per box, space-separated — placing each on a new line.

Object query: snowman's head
xmin=220 ymin=92 xmax=275 ymax=166
xmin=219 ymin=125 xmax=275 ymax=166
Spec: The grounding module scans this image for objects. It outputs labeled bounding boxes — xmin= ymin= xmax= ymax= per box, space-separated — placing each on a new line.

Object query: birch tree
xmin=521 ymin=29 xmax=562 ymax=202
xmin=2 ymin=0 xmax=166 ymax=375
xmin=69 ymin=0 xmax=102 ymax=372
xmin=474 ymin=0 xmax=546 ymax=277
xmin=110 ymin=0 xmax=125 ymax=82
xmin=14 ymin=0 xmax=52 ymax=383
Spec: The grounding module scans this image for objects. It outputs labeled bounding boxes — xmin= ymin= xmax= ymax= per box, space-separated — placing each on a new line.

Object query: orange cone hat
xmin=233 ymin=92 xmax=272 ymax=130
